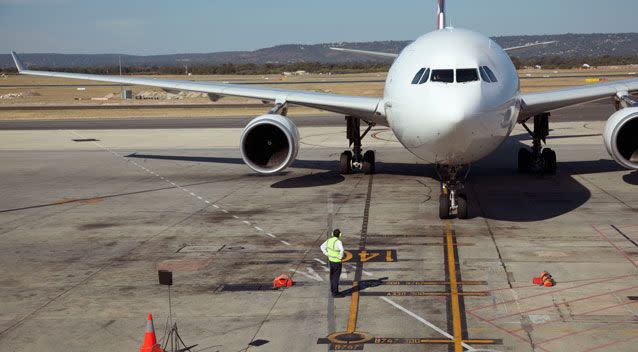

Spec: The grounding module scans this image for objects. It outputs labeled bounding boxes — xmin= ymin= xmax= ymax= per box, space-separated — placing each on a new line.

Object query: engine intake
xmin=603 ymin=107 xmax=638 ymax=169
xmin=240 ymin=114 xmax=300 ymax=174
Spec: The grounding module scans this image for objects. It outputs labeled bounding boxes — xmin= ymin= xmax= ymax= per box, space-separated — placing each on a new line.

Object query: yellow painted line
xmin=445 ymin=220 xmax=463 ymax=352
xmin=347 ymin=280 xmax=359 ymax=333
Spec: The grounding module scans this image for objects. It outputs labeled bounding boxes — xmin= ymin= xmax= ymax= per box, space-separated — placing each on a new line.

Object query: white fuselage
xmin=384 ymin=28 xmax=521 ymax=165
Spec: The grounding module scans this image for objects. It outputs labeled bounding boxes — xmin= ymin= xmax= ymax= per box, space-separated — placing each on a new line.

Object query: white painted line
xmin=204 ymin=200 xmax=210 ymax=204
xmin=222 ymin=209 xmax=229 ymax=213
xmin=170 ymin=182 xmax=176 ymax=186
xmin=189 ymin=192 xmax=196 ymax=197
xmin=254 ymin=226 xmax=263 ymax=231
xmin=242 ymin=220 xmax=251 ymax=225
xmin=289 ymin=268 xmax=323 ymax=282
xmin=280 ymin=240 xmax=291 ymax=246
xmin=306 ymin=267 xmax=324 ymax=281
xmin=380 ymin=297 xmax=477 ymax=351
xmin=266 ymin=233 xmax=276 ymax=238
xmin=314 ymin=258 xmax=327 ymax=265
xmin=212 ymin=204 xmax=220 ymax=209
xmin=197 ymin=196 xmax=203 ymax=200
xmin=233 ymin=215 xmax=240 ymax=219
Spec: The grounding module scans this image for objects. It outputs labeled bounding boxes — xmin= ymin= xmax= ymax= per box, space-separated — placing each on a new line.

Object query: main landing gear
xmin=339 ymin=116 xmax=376 ymax=175
xmin=518 ymin=113 xmax=557 ymax=174
xmin=437 ymin=165 xmax=469 ymax=220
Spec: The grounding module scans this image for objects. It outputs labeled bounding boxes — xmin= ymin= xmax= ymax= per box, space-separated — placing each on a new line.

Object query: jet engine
xmin=603 ymin=107 xmax=638 ymax=169
xmin=240 ymin=114 xmax=300 ymax=174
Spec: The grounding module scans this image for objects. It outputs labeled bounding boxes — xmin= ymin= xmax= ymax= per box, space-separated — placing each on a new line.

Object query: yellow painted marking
xmin=342 ymin=250 xmax=354 ymax=262
xmin=347 ymin=280 xmax=360 ymax=333
xmin=359 ymin=250 xmax=380 ymax=262
xmin=445 ymin=220 xmax=463 ymax=352
xmin=386 ymin=250 xmax=394 ymax=262
xmin=374 ymin=338 xmax=496 ymax=344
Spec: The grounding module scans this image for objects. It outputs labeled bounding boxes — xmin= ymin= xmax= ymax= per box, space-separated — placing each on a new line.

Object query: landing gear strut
xmin=339 ymin=116 xmax=376 ymax=175
xmin=518 ymin=113 xmax=557 ymax=174
xmin=437 ymin=165 xmax=469 ymax=219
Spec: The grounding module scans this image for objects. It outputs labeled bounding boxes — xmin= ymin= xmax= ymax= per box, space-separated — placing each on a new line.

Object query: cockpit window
xmin=411 ymin=68 xmax=426 ymax=85
xmin=456 ymin=69 xmax=479 ymax=83
xmin=479 ymin=66 xmax=490 ymax=82
xmin=484 ymin=66 xmax=498 ymax=82
xmin=411 ymin=68 xmax=431 ymax=85
xmin=431 ymin=69 xmax=454 ymax=83
xmin=479 ymin=66 xmax=498 ymax=83
xmin=418 ymin=68 xmax=430 ymax=84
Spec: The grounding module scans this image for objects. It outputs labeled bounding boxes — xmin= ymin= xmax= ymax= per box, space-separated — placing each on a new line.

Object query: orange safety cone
xmin=140 ymin=313 xmax=164 ymax=352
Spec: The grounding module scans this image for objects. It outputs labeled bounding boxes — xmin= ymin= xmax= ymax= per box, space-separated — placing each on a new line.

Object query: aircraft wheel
xmin=339 ymin=151 xmax=352 ymax=175
xmin=439 ymin=194 xmax=451 ymax=219
xmin=457 ymin=194 xmax=468 ymax=219
xmin=518 ymin=148 xmax=532 ymax=173
xmin=542 ymin=148 xmax=557 ymax=174
xmin=362 ymin=150 xmax=375 ymax=175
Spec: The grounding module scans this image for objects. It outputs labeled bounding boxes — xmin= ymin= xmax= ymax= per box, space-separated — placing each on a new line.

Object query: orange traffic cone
xmin=140 ymin=313 xmax=164 ymax=352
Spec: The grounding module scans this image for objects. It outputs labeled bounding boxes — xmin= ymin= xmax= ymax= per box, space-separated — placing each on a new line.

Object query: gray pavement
xmin=0 ymin=117 xmax=637 ymax=351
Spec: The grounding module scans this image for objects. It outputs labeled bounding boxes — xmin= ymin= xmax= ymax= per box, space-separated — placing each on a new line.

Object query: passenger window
xmin=431 ymin=69 xmax=454 ymax=83
xmin=479 ymin=66 xmax=491 ymax=82
xmin=418 ymin=68 xmax=430 ymax=84
xmin=483 ymin=66 xmax=498 ymax=82
xmin=411 ymin=68 xmax=426 ymax=85
xmin=456 ymin=69 xmax=478 ymax=83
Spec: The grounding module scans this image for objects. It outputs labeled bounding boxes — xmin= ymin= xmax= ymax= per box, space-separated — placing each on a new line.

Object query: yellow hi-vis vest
xmin=327 ymin=237 xmax=342 ymax=263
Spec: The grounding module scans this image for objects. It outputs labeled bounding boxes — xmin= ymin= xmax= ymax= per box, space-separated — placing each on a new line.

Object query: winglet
xmin=10 ymin=51 xmax=26 ymax=72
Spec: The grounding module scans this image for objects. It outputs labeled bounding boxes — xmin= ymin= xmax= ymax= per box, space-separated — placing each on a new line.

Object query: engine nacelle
xmin=603 ymin=107 xmax=638 ymax=169
xmin=240 ymin=114 xmax=300 ymax=174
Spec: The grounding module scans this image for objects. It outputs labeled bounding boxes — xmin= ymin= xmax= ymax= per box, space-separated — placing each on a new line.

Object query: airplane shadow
xmin=126 ymin=132 xmax=633 ymax=222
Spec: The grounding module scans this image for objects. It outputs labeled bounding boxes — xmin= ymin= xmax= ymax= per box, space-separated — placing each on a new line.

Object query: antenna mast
xmin=437 ymin=0 xmax=446 ymax=30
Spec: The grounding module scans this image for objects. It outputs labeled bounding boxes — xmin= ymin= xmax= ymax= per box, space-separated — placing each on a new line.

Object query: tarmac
xmin=0 ymin=107 xmax=637 ymax=351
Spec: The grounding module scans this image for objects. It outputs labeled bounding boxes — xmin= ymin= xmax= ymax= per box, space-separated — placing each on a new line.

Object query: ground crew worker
xmin=320 ymin=229 xmax=344 ymax=297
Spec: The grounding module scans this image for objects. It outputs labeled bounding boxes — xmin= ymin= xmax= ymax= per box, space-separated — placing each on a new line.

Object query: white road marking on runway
xmin=314 ymin=258 xmax=327 ymax=265
xmin=290 ymin=268 xmax=323 ymax=282
xmin=380 ymin=297 xmax=479 ymax=351
xmin=69 ymin=130 xmax=281 ymax=248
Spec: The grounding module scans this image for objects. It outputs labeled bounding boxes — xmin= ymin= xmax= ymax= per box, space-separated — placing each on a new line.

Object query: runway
xmin=0 ymin=105 xmax=637 ymax=351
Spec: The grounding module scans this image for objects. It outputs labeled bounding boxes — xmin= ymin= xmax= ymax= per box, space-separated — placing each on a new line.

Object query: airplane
xmin=9 ymin=0 xmax=638 ymax=219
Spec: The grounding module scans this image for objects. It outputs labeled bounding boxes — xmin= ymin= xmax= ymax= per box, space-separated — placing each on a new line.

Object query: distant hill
xmin=1 ymin=33 xmax=637 ymax=69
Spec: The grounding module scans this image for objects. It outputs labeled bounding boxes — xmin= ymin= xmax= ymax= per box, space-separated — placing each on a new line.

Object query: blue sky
xmin=1 ymin=0 xmax=637 ymax=55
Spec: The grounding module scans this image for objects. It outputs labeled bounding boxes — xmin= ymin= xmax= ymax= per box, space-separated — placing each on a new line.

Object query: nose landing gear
xmin=339 ymin=116 xmax=376 ymax=175
xmin=518 ymin=113 xmax=557 ymax=174
xmin=437 ymin=165 xmax=469 ymax=219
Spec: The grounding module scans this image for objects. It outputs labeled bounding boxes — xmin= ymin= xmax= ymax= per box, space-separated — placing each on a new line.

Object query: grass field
xmin=0 ymin=68 xmax=635 ymax=120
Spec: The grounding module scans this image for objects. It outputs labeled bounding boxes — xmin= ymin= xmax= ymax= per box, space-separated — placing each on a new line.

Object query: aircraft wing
xmin=519 ymin=78 xmax=638 ymax=120
xmin=329 ymin=47 xmax=399 ymax=58
xmin=503 ymin=41 xmax=556 ymax=52
xmin=10 ymin=52 xmax=386 ymax=124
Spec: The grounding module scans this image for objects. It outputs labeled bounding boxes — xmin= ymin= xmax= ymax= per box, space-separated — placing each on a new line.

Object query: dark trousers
xmin=329 ymin=261 xmax=342 ymax=294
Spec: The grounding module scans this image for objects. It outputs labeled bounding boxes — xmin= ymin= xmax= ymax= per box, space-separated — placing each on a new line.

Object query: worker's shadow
xmin=338 ymin=277 xmax=388 ymax=296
